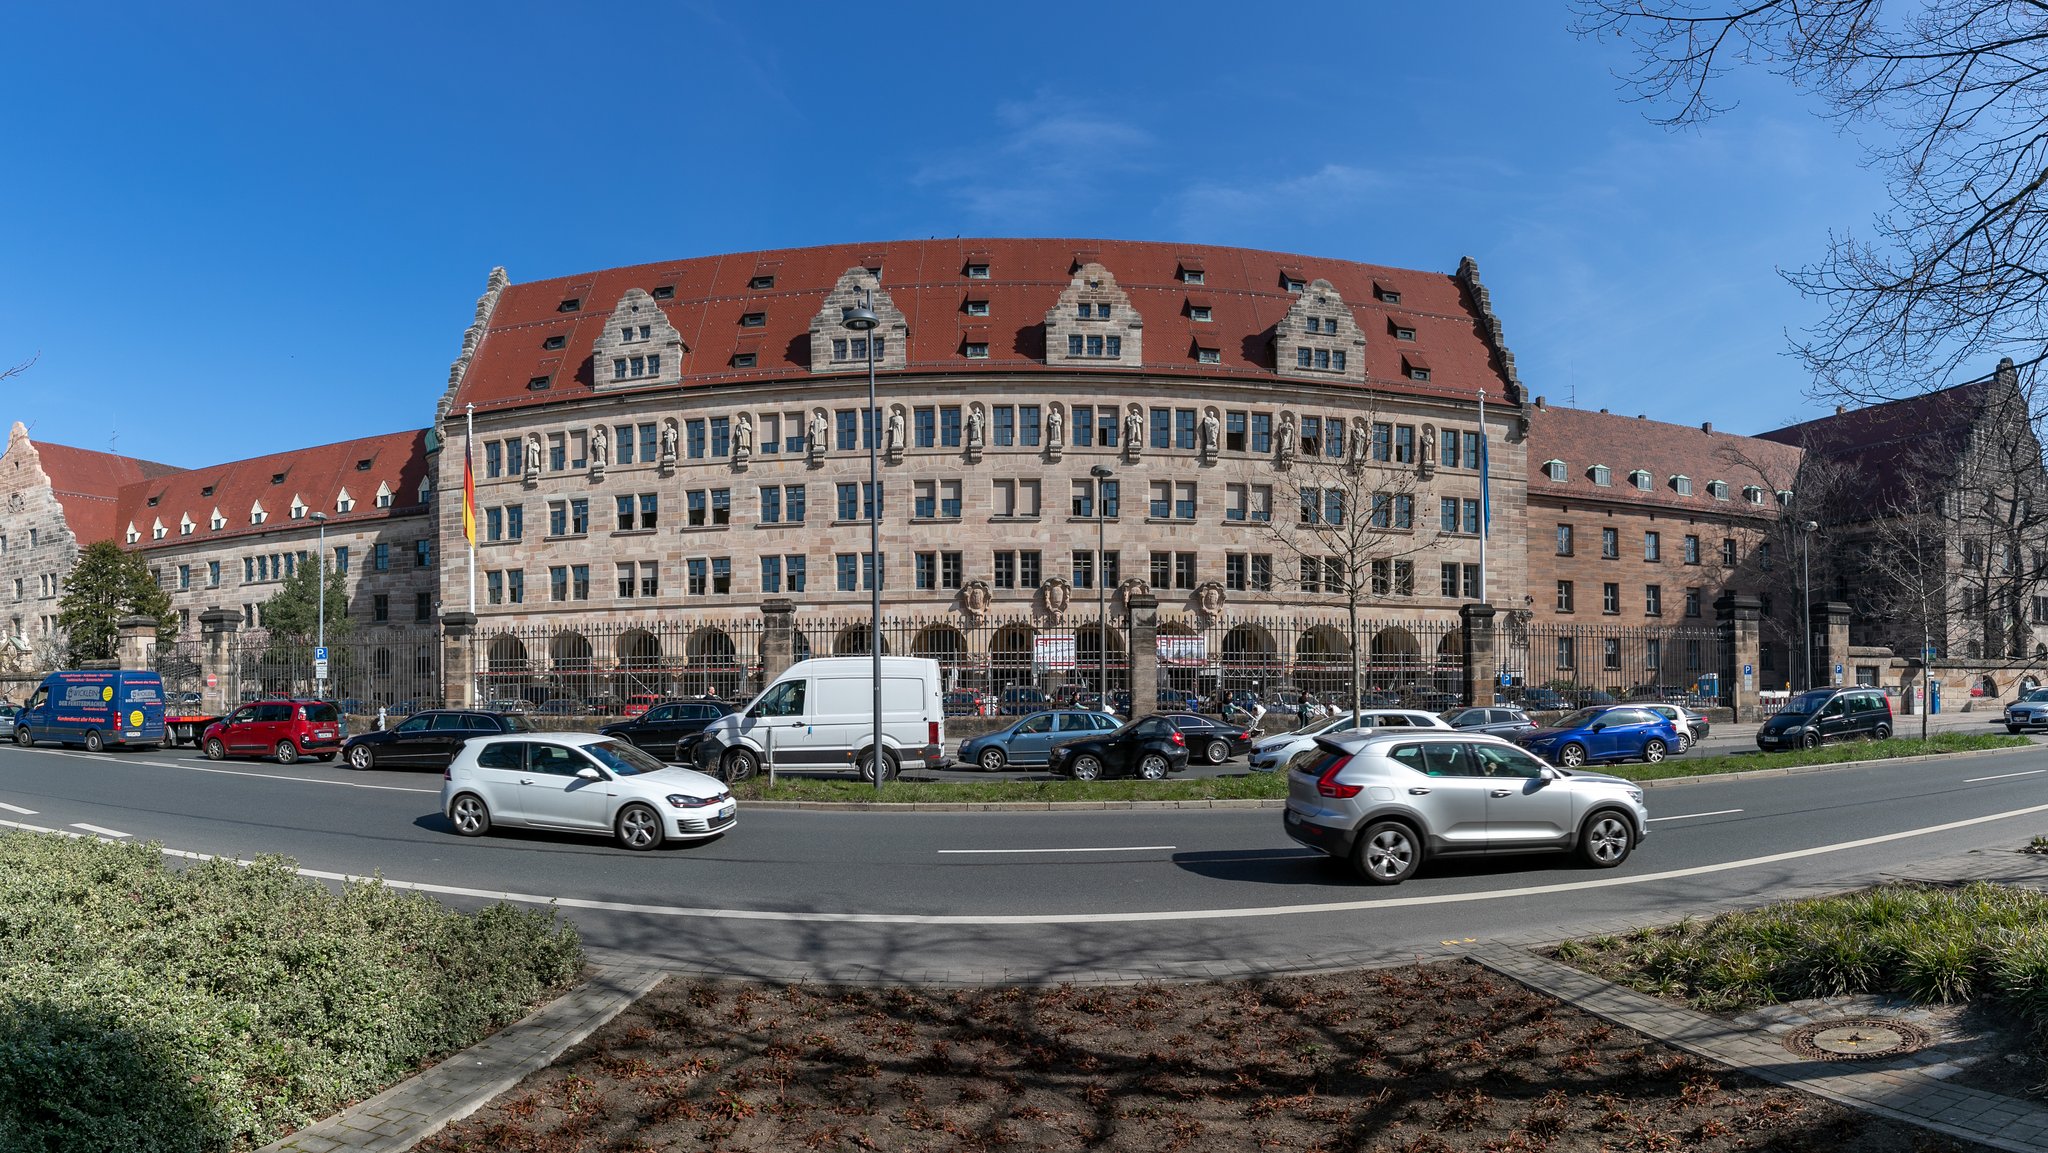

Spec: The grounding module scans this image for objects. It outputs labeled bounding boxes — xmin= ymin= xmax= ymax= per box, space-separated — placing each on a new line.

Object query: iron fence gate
xmin=1496 ymin=618 xmax=1729 ymax=709
xmin=231 ymin=629 xmax=442 ymax=710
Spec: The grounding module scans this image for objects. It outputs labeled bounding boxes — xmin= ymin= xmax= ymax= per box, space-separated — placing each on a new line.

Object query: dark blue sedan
xmin=1514 ymin=705 xmax=1682 ymax=768
xmin=957 ymin=709 xmax=1122 ymax=771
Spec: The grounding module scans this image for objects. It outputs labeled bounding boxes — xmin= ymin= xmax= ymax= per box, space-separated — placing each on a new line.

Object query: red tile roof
xmin=115 ymin=429 xmax=431 ymax=550
xmin=1526 ymin=403 xmax=1803 ymax=515
xmin=30 ymin=439 xmax=182 ymax=547
xmin=445 ymin=239 xmax=1520 ymax=418
xmin=1757 ymin=380 xmax=1992 ymax=505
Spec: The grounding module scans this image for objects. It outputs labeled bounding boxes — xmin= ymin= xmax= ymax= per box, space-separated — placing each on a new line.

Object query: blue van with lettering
xmin=16 ymin=670 xmax=167 ymax=752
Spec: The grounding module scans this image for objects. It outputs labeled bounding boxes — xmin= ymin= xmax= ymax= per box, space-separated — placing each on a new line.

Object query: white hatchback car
xmin=1248 ymin=709 xmax=1454 ymax=773
xmin=441 ymin=731 xmax=735 ymax=850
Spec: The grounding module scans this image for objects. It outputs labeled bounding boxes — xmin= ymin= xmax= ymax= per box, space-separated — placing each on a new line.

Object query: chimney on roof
xmin=1636 ymin=414 xmax=1645 ymax=419
xmin=1835 ymin=404 xmax=1845 ymax=415
xmin=1599 ymin=408 xmax=1609 ymax=414
xmin=1702 ymin=421 xmax=1714 ymax=434
xmin=1534 ymin=395 xmax=1545 ymax=409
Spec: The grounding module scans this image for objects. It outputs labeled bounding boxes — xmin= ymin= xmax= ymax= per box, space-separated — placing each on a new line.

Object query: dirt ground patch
xmin=416 ymin=960 xmax=1992 ymax=1152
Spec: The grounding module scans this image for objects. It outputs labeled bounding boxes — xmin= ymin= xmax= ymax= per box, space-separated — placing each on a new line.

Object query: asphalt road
xmin=4 ymin=738 xmax=2048 ymax=979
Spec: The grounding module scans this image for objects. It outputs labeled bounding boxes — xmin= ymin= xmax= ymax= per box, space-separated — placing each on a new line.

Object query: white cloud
xmin=911 ymin=94 xmax=1156 ymax=223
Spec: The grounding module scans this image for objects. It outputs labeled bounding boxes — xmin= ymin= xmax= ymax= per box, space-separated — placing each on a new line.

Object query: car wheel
xmin=204 ymin=737 xmax=226 ymax=761
xmin=12 ymin=728 xmax=28 ymax=748
xmin=1557 ymin=742 xmax=1588 ymax=768
xmin=1873 ymin=722 xmax=1892 ymax=741
xmin=83 ymin=730 xmax=103 ymax=754
xmin=615 ymin=802 xmax=663 ymax=851
xmin=1800 ymin=730 xmax=1820 ymax=750
xmin=1677 ymin=733 xmax=1693 ymax=752
xmin=1642 ymin=738 xmax=1666 ymax=764
xmin=722 ymin=747 xmax=760 ymax=782
xmin=1204 ymin=739 xmax=1229 ymax=765
xmin=449 ymin=793 xmax=491 ymax=838
xmin=857 ymin=747 xmax=898 ymax=783
xmin=1070 ymin=754 xmax=1104 ymax=781
xmin=1137 ymin=753 xmax=1170 ymax=780
xmin=1353 ymin=820 xmax=1422 ymax=885
xmin=977 ymin=747 xmax=1008 ymax=772
xmin=347 ymin=745 xmax=376 ymax=770
xmin=274 ymin=740 xmax=299 ymax=765
xmin=1578 ymin=811 xmax=1634 ymax=868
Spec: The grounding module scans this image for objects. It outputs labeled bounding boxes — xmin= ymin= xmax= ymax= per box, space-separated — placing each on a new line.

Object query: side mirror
xmin=1588 ymin=723 xmax=1605 ymax=732
xmin=746 ymin=708 xmax=764 ymax=719
xmin=1539 ymin=767 xmax=1561 ymax=781
xmin=575 ymin=766 xmax=601 ymax=781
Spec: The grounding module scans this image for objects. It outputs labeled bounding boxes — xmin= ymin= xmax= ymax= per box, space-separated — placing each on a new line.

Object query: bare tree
xmin=1244 ymin=419 xmax=1445 ymax=725
xmin=2 ymin=353 xmax=36 ymax=384
xmin=1716 ymin=436 xmax=1859 ymax=687
xmin=1572 ymin=1 xmax=2048 ymax=399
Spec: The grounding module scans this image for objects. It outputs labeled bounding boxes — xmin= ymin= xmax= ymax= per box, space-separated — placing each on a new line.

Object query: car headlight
xmin=1627 ymin=788 xmax=1644 ymax=803
xmin=667 ymin=792 xmax=729 ymax=809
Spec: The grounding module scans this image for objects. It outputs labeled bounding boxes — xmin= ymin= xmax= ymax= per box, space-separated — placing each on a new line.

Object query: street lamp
xmin=1799 ymin=519 xmax=1818 ymax=690
xmin=1091 ymin=465 xmax=1114 ymax=701
xmin=311 ymin=511 xmax=328 ymax=699
xmin=841 ymin=290 xmax=884 ymax=792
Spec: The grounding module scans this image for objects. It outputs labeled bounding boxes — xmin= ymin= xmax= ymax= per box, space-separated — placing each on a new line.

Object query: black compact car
xmin=1161 ymin=713 xmax=1257 ymax=764
xmin=1045 ymin=714 xmax=1191 ymax=780
xmin=1757 ymin=687 xmax=1893 ymax=750
xmin=598 ymin=699 xmax=735 ymax=762
xmin=342 ymin=709 xmax=530 ymax=770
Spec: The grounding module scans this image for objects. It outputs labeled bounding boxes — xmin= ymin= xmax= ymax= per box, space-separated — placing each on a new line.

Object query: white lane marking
xmin=938 ymin=845 xmax=1176 ymax=855
xmin=1647 ymin=809 xmax=1743 ymax=823
xmin=1965 ymin=769 xmax=2047 ymax=783
xmin=8 ymin=799 xmax=2047 ymax=927
xmin=70 ymin=823 xmax=130 ymax=839
xmin=36 ymin=749 xmax=436 ymax=793
xmin=0 ymin=801 xmax=36 ymax=815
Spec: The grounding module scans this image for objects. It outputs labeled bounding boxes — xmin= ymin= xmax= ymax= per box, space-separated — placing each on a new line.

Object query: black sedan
xmin=598 ymin=699 xmax=734 ymax=762
xmin=342 ymin=709 xmax=529 ymax=770
xmin=1045 ymin=715 xmax=1190 ymax=781
xmin=1161 ymin=713 xmax=1257 ymax=765
xmin=1442 ymin=706 xmax=1538 ymax=737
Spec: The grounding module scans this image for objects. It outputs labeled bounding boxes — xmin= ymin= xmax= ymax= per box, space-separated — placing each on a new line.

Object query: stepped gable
xmin=1758 ymin=380 xmax=1994 ymax=505
xmin=22 ymin=434 xmax=182 ymax=546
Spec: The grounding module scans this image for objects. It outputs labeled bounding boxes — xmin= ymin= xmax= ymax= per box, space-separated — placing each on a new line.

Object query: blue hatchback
xmin=958 ymin=709 xmax=1122 ymax=771
xmin=1514 ymin=705 xmax=1682 ymax=768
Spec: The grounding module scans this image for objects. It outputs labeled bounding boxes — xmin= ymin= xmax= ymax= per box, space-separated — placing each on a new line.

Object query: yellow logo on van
xmin=101 ymin=687 xmax=113 ymax=703
xmin=129 ymin=710 xmax=144 ymax=728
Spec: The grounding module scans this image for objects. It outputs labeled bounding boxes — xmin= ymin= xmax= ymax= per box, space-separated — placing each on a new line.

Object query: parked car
xmin=1637 ymin=703 xmax=1711 ymax=750
xmin=1282 ymin=731 xmax=1650 ymax=884
xmin=202 ymin=699 xmax=345 ymax=764
xmin=599 ymin=699 xmax=735 ymax=762
xmin=485 ymin=698 xmax=530 ymax=715
xmin=1400 ymin=690 xmax=1461 ymax=712
xmin=442 ymin=732 xmax=736 ymax=850
xmin=1515 ymin=687 xmax=1571 ymax=712
xmin=1442 ymin=706 xmax=1539 ymax=737
xmin=957 ymin=709 xmax=1122 ymax=771
xmin=533 ymin=698 xmax=584 ymax=717
xmin=1046 ymin=714 xmax=1190 ymax=781
xmin=2004 ymin=687 xmax=2048 ymax=732
xmin=692 ymin=656 xmax=946 ymax=782
xmin=1514 ymin=705 xmax=1682 ymax=768
xmin=15 ymin=670 xmax=167 ymax=752
xmin=1757 ymin=687 xmax=1893 ymax=750
xmin=620 ymin=694 xmax=662 ymax=718
xmin=0 ymin=703 xmax=18 ymax=739
xmin=944 ymin=689 xmax=994 ymax=717
xmin=997 ymin=686 xmax=1051 ymax=716
xmin=389 ymin=699 xmax=426 ymax=717
xmin=1162 ymin=713 xmax=1259 ymax=764
xmin=336 ymin=698 xmax=370 ymax=716
xmin=1627 ymin=684 xmax=1710 ymax=708
xmin=1248 ymin=708 xmax=1455 ymax=772
xmin=342 ymin=709 xmax=530 ymax=770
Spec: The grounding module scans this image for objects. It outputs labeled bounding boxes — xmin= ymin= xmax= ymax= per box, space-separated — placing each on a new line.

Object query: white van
xmin=691 ymin=656 xmax=946 ymax=781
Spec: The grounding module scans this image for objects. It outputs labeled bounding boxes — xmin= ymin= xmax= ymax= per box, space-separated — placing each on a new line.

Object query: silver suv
xmin=1282 ymin=731 xmax=1650 ymax=885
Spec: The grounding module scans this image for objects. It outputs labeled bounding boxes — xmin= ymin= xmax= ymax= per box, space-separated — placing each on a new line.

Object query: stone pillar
xmin=1126 ymin=593 xmax=1159 ymax=711
xmin=441 ymin=612 xmax=477 ymax=709
xmin=1716 ymin=592 xmax=1762 ymax=721
xmin=115 ymin=615 xmax=157 ymax=672
xmin=199 ymin=609 xmax=239 ymax=715
xmin=760 ymin=598 xmax=796 ymax=685
xmin=1459 ymin=603 xmax=1498 ymax=707
xmin=1813 ymin=601 xmax=1852 ymax=687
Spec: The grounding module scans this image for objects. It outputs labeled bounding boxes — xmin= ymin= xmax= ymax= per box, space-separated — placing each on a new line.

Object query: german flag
xmin=462 ymin=449 xmax=477 ymax=546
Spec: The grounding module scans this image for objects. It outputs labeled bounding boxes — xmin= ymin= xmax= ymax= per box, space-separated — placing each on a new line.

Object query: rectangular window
xmin=1172 ymin=552 xmax=1195 ymax=590
xmin=486 ymin=571 xmax=503 ymax=605
xmin=1644 ymin=531 xmax=1661 ymax=562
xmin=484 ymin=441 xmax=502 ymax=478
xmin=1557 ymin=580 xmax=1575 ymax=613
xmin=1461 ymin=500 xmax=1479 ymax=535
xmin=1251 ymin=413 xmax=1272 ymax=454
xmin=615 ymin=495 xmax=636 ymax=531
xmin=1722 ymin=538 xmax=1738 ymax=566
xmin=785 ymin=485 xmax=805 ymax=523
xmin=1150 ymin=481 xmax=1171 ymax=520
xmin=1685 ymin=587 xmax=1702 ymax=618
xmin=1557 ymin=524 xmax=1573 ymax=555
xmin=1073 ymin=406 xmax=1093 ymax=447
xmin=373 ymin=594 xmax=389 ymax=622
xmin=689 ymin=558 xmax=710 ymax=596
xmin=1071 ymin=549 xmax=1097 ymax=590
xmin=1441 ymin=562 xmax=1460 ymax=598
xmin=617 ymin=562 xmax=636 ymax=598
xmin=1019 ymin=405 xmax=1040 ymax=447
xmin=1150 ymin=407 xmax=1170 ymax=449
xmin=1442 ymin=431 xmax=1461 ymax=469
xmin=415 ymin=539 xmax=432 ymax=567
xmin=916 ymin=552 xmax=937 ymax=591
xmin=1464 ymin=432 xmax=1481 ymax=468
xmin=761 ymin=555 xmax=782 ymax=593
xmin=1175 ymin=408 xmax=1197 ymax=450
xmin=548 ymin=433 xmax=566 ymax=472
xmin=690 ymin=490 xmax=707 ymax=526
xmin=915 ymin=407 xmax=935 ymax=448
xmin=1603 ymin=582 xmax=1620 ymax=614
xmin=1150 ymin=551 xmax=1172 ymax=589
xmin=1395 ymin=425 xmax=1415 ymax=464
xmin=1646 ymin=585 xmax=1663 ymax=617
xmin=1097 ymin=405 xmax=1119 ymax=446
xmin=711 ymin=557 xmax=731 ymax=594
xmin=710 ymin=417 xmax=730 ymax=457
xmin=550 ymin=565 xmax=568 ymax=601
xmin=761 ymin=485 xmax=782 ymax=524
xmin=615 ymin=425 xmax=635 ymax=465
xmin=994 ymin=405 xmax=1014 ymax=446
xmin=1556 ymin=637 xmax=1576 ymax=670
xmin=1226 ymin=411 xmax=1247 ymax=452
xmin=1393 ymin=494 xmax=1414 ymax=530
xmin=503 ymin=438 xmax=523 ymax=476
xmin=786 ymin=555 xmax=806 ymax=592
xmin=941 ymin=406 xmax=962 ymax=447
xmin=1441 ymin=497 xmax=1459 ymax=532
xmin=686 ymin=419 xmax=707 ymax=459
xmin=640 ymin=423 xmax=658 ymax=462
xmin=940 ymin=480 xmax=962 ymax=518
xmin=1601 ymin=527 xmax=1619 ymax=559
xmin=836 ymin=410 xmax=857 ymax=451
xmin=1301 ymin=416 xmax=1322 ymax=457
xmin=373 ymin=543 xmax=389 ymax=571
xmin=837 ymin=483 xmax=859 ymax=522
xmin=1018 ymin=550 xmax=1040 ymax=588
xmin=1226 ymin=553 xmax=1247 ymax=591
xmin=941 ymin=551 xmax=962 ymax=590
xmin=1684 ymin=535 xmax=1700 ymax=565
xmin=1603 ymin=638 xmax=1622 ymax=671
xmin=1174 ymin=482 xmax=1196 ymax=521
xmin=994 ymin=551 xmax=1016 ymax=589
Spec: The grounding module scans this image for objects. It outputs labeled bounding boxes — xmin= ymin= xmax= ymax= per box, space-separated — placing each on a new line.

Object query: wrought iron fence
xmin=151 ymin=640 xmax=206 ymax=706
xmin=231 ymin=628 xmax=442 ymax=710
xmin=1498 ymin=619 xmax=1729 ymax=708
xmin=1157 ymin=614 xmax=1466 ymax=704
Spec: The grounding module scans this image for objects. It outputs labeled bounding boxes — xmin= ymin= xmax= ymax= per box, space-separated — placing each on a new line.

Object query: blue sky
xmin=0 ymin=2 xmax=1906 ymax=467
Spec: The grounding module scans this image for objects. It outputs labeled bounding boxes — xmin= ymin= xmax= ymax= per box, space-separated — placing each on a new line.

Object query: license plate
xmin=1285 ymin=810 xmax=1301 ymax=825
xmin=315 ymin=731 xmax=334 ymax=739
xmin=717 ymin=803 xmax=735 ymax=819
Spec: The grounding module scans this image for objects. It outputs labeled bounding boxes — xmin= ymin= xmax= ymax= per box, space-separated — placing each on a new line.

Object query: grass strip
xmin=728 ymin=733 xmax=2028 ymax=802
xmin=0 ymin=831 xmax=583 ymax=1152
xmin=1555 ymin=881 xmax=2048 ymax=1039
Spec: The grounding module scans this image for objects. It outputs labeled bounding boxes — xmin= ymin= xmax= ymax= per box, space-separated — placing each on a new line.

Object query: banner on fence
xmin=1033 ymin=633 xmax=1075 ymax=670
xmin=1158 ymin=635 xmax=1208 ymax=666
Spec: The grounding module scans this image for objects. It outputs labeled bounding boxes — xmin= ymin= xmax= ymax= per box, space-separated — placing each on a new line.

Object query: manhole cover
xmin=1783 ymin=1017 xmax=1933 ymax=1061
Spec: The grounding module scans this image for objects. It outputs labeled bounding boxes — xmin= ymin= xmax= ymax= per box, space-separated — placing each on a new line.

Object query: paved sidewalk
xmin=257 ymin=962 xmax=668 ymax=1153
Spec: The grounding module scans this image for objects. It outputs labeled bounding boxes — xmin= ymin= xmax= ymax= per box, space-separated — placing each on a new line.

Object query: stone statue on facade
xmin=965 ymin=408 xmax=985 ymax=457
xmin=1200 ymin=410 xmax=1219 ymax=463
xmin=524 ymin=434 xmax=542 ymax=481
xmin=808 ymin=411 xmax=828 ymax=464
xmin=589 ymin=425 xmax=607 ymax=471
xmin=1276 ymin=413 xmax=1298 ymax=466
xmin=1123 ymin=405 xmax=1143 ymax=458
xmin=1045 ymin=405 xmax=1064 ymax=459
xmin=660 ymin=420 xmax=679 ymax=465
xmin=734 ymin=413 xmax=754 ymax=463
xmin=1348 ymin=417 xmax=1370 ymax=469
xmin=1420 ymin=424 xmax=1436 ymax=467
xmin=886 ymin=409 xmax=906 ymax=460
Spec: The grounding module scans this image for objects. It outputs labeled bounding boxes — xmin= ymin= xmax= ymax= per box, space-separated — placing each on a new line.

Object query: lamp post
xmin=311 ymin=511 xmax=328 ymax=699
xmin=1799 ymin=519 xmax=1818 ymax=690
xmin=841 ymin=290 xmax=884 ymax=792
xmin=1091 ymin=465 xmax=1114 ymax=701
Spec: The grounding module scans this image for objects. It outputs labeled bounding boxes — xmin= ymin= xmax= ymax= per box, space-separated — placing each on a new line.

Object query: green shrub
xmin=0 ymin=832 xmax=582 ymax=1152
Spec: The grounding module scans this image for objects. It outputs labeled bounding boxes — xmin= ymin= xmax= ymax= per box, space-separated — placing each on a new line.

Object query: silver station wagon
xmin=1283 ymin=730 xmax=1649 ymax=885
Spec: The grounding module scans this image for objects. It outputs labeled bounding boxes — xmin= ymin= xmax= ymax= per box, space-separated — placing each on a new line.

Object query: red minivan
xmin=202 ymin=699 xmax=345 ymax=763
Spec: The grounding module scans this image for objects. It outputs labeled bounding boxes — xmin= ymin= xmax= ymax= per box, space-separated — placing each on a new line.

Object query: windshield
xmin=1778 ymin=690 xmax=1834 ymax=717
xmin=1554 ymin=707 xmax=1605 ymax=729
xmin=2024 ymin=689 xmax=2048 ymax=703
xmin=585 ymin=739 xmax=668 ymax=777
xmin=501 ymin=714 xmax=532 ymax=732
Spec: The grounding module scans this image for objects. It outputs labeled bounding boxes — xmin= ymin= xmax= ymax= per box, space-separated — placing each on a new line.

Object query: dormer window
xmin=965 ymin=300 xmax=989 ymax=316
xmin=1590 ymin=465 xmax=1612 ymax=486
xmin=1628 ymin=469 xmax=1652 ymax=491
xmin=542 ymin=334 xmax=566 ymax=350
xmin=748 ymin=275 xmax=774 ymax=290
xmin=1672 ymin=475 xmax=1693 ymax=496
xmin=1742 ymin=485 xmax=1766 ymax=505
xmin=250 ymin=502 xmax=267 ymax=526
xmin=124 ymin=523 xmax=139 ymax=544
xmin=1195 ymin=347 xmax=1221 ymax=364
xmin=964 ymin=263 xmax=990 ymax=279
xmin=146 ymin=494 xmax=160 ymax=507
xmin=1543 ymin=459 xmax=1567 ymax=482
xmin=528 ymin=375 xmax=552 ymax=390
xmin=150 ymin=519 xmax=165 ymax=541
xmin=732 ymin=352 xmax=757 ymax=368
xmin=290 ymin=497 xmax=307 ymax=518
xmin=1179 ymin=267 xmax=1205 ymax=284
xmin=1375 ymin=282 xmax=1402 ymax=304
xmin=179 ymin=514 xmax=194 ymax=536
xmin=1776 ymin=489 xmax=1795 ymax=507
xmin=1189 ymin=305 xmax=1211 ymax=322
xmin=201 ymin=485 xmax=215 ymax=497
xmin=964 ymin=342 xmax=989 ymax=359
xmin=355 ymin=458 xmax=372 ymax=471
xmin=1282 ymin=276 xmax=1306 ymax=292
xmin=558 ymin=298 xmax=581 ymax=313
xmin=652 ymin=285 xmax=676 ymax=299
xmin=336 ymin=489 xmax=355 ymax=514
xmin=739 ymin=312 xmax=766 ymax=327
xmin=209 ymin=508 xmax=226 ymax=530
xmin=270 ymin=472 xmax=286 ymax=485
xmin=375 ymin=482 xmax=393 ymax=509
xmin=1707 ymin=480 xmax=1730 ymax=500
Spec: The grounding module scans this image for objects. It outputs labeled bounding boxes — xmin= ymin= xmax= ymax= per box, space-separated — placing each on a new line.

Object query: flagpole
xmin=464 ymin=403 xmax=476 ymax=615
xmin=1476 ymin=388 xmax=1487 ymax=603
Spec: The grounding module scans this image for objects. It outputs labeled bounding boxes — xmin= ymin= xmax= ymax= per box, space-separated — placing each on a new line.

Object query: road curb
xmin=1633 ymin=742 xmax=2032 ymax=789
